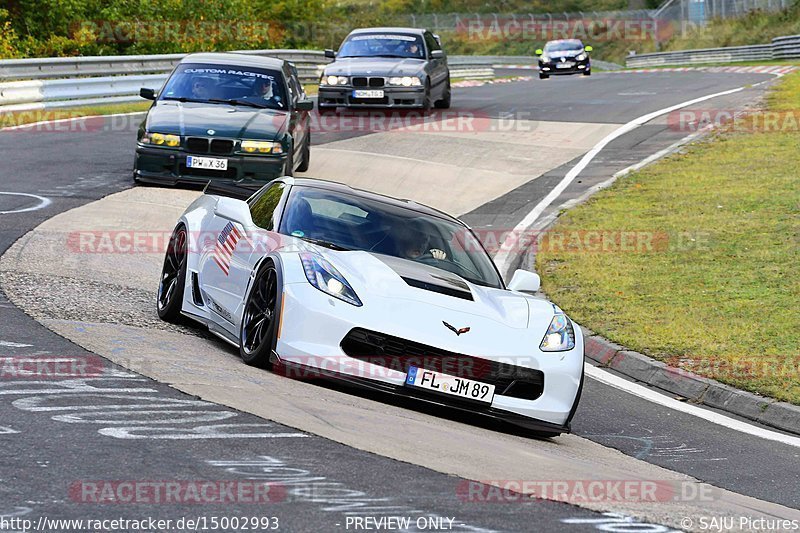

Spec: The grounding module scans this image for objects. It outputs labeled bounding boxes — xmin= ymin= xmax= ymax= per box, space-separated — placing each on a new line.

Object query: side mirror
xmin=507 ymin=269 xmax=541 ymax=293
xmin=139 ymin=87 xmax=157 ymax=100
xmin=214 ymin=196 xmax=249 ymax=221
xmin=584 ymin=45 xmax=593 ymax=52
xmin=324 ymin=49 xmax=336 ymax=59
xmin=295 ymin=99 xmax=314 ymax=111
xmin=430 ymin=50 xmax=445 ymax=60
xmin=535 ymin=48 xmax=543 ymax=56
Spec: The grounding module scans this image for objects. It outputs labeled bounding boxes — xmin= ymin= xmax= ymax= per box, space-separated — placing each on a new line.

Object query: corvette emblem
xmin=207 ymin=129 xmax=215 ymax=135
xmin=442 ymin=321 xmax=470 ymax=336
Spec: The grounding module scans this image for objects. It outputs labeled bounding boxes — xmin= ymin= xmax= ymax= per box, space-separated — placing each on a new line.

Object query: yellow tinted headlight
xmin=241 ymin=140 xmax=280 ymax=154
xmin=164 ymin=134 xmax=180 ymax=147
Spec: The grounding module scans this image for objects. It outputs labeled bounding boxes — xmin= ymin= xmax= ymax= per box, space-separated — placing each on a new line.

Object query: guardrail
xmin=626 ymin=34 xmax=800 ymax=67
xmin=0 ymin=50 xmax=523 ymax=113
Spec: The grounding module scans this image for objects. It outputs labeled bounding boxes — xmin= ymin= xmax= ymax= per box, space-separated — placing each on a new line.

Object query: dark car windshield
xmin=159 ymin=63 xmax=287 ymax=110
xmin=278 ymin=186 xmax=503 ymax=288
xmin=544 ymin=40 xmax=584 ymax=52
xmin=338 ymin=33 xmax=425 ymax=59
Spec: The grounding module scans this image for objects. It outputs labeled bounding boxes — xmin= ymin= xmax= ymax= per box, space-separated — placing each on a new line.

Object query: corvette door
xmin=198 ymin=197 xmax=257 ymax=334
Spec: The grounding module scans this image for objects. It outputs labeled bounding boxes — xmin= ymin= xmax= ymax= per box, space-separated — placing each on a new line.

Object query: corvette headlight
xmin=576 ymin=53 xmax=587 ymax=61
xmin=539 ymin=314 xmax=575 ymax=352
xmin=141 ymin=132 xmax=180 ymax=147
xmin=240 ymin=140 xmax=283 ymax=154
xmin=300 ymin=252 xmax=362 ymax=307
xmin=322 ymin=75 xmax=348 ymax=86
xmin=388 ymin=76 xmax=422 ymax=87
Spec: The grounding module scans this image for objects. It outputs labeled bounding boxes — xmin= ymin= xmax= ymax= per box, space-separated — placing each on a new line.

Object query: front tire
xmin=434 ymin=78 xmax=451 ymax=109
xmin=583 ymin=69 xmax=591 ymax=76
xmin=539 ymin=73 xmax=549 ymax=80
xmin=239 ymin=260 xmax=282 ymax=368
xmin=157 ymin=224 xmax=188 ymax=323
xmin=295 ymin=132 xmax=311 ymax=172
xmin=282 ymin=150 xmax=294 ymax=177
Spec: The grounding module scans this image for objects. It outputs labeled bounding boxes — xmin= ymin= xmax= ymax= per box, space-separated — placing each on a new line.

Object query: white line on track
xmin=585 ymin=364 xmax=800 ymax=448
xmin=0 ymin=192 xmax=52 ymax=215
xmin=492 ymin=84 xmax=749 ymax=276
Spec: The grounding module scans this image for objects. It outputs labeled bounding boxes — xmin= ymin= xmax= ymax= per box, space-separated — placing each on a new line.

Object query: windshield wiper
xmin=161 ymin=97 xmax=207 ymax=103
xmin=207 ymin=98 xmax=268 ymax=109
xmin=300 ymin=237 xmax=351 ymax=251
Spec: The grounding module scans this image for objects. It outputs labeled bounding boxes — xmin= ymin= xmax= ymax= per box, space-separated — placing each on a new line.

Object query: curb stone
xmin=582 ymin=327 xmax=800 ymax=436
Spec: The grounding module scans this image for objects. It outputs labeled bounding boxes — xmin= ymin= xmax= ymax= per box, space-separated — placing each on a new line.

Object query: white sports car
xmin=157 ymin=177 xmax=584 ymax=436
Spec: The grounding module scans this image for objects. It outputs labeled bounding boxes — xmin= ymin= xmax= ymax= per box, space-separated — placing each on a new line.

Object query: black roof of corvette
xmin=282 ymin=177 xmax=462 ymax=225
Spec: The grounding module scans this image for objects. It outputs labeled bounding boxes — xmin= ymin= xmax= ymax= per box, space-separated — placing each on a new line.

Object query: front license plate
xmin=352 ymin=89 xmax=384 ymax=99
xmin=405 ymin=366 xmax=495 ymax=404
xmin=186 ymin=156 xmax=228 ymax=170
xmin=556 ymin=63 xmax=574 ymax=69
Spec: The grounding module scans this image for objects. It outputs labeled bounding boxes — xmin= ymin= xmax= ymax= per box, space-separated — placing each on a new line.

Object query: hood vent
xmin=402 ymin=277 xmax=473 ymax=301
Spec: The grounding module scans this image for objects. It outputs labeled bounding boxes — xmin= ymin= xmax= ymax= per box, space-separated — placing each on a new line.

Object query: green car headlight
xmin=241 ymin=140 xmax=283 ymax=154
xmin=141 ymin=132 xmax=180 ymax=147
xmin=539 ymin=313 xmax=576 ymax=352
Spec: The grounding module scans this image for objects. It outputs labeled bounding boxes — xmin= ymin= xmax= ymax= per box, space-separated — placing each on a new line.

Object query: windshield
xmin=159 ymin=63 xmax=287 ymax=110
xmin=338 ymin=33 xmax=425 ymax=59
xmin=279 ymin=186 xmax=503 ymax=288
xmin=544 ymin=40 xmax=583 ymax=52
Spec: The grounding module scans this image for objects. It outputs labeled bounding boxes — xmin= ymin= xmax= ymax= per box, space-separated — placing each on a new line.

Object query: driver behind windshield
xmin=190 ymin=77 xmax=214 ymax=100
xmin=396 ymin=222 xmax=447 ymax=261
xmin=251 ymin=77 xmax=283 ymax=108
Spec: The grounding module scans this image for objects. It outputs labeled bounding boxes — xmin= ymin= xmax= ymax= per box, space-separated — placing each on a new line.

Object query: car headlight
xmin=141 ymin=132 xmax=180 ymax=147
xmin=300 ymin=252 xmax=362 ymax=307
xmin=322 ymin=75 xmax=349 ymax=86
xmin=388 ymin=76 xmax=422 ymax=87
xmin=540 ymin=55 xmax=550 ymax=63
xmin=240 ymin=140 xmax=283 ymax=155
xmin=576 ymin=53 xmax=587 ymax=61
xmin=539 ymin=314 xmax=575 ymax=352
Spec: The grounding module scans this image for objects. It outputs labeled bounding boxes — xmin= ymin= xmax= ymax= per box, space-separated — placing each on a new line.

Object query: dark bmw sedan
xmin=318 ymin=27 xmax=450 ymax=110
xmin=536 ymin=39 xmax=593 ymax=79
xmin=134 ymin=53 xmax=313 ymax=188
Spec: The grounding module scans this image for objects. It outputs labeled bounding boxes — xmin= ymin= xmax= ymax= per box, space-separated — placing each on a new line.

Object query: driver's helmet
xmin=395 ymin=221 xmax=430 ymax=260
xmin=253 ymin=77 xmax=274 ymax=99
xmin=190 ymin=77 xmax=213 ymax=99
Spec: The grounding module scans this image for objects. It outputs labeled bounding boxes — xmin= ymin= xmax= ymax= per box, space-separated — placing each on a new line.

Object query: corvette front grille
xmin=340 ymin=328 xmax=544 ymax=401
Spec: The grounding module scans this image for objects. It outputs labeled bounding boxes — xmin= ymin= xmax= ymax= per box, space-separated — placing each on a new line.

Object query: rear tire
xmin=157 ymin=224 xmax=188 ymax=323
xmin=295 ymin=133 xmax=311 ymax=172
xmin=239 ymin=260 xmax=282 ymax=368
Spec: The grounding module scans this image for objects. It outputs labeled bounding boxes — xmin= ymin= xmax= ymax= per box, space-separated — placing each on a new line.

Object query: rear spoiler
xmin=202 ymin=180 xmax=264 ymax=201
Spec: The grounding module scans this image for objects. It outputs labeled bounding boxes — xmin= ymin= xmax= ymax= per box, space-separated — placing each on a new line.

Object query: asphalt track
xmin=1 ymin=70 xmax=798 ymax=532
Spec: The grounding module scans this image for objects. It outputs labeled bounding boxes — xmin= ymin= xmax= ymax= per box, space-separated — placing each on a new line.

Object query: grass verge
xmin=535 ymin=72 xmax=800 ymax=404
